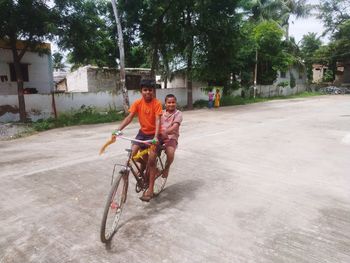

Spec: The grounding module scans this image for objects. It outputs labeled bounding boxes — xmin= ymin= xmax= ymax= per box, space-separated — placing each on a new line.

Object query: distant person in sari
xmin=214 ymin=89 xmax=221 ymax=108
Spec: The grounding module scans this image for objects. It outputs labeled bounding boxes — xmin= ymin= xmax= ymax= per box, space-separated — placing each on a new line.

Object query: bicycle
xmin=99 ymin=134 xmax=168 ymax=243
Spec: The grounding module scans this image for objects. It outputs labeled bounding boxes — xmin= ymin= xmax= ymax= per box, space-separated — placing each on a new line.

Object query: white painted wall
xmin=162 ymin=72 xmax=206 ymax=89
xmin=0 ymin=48 xmax=54 ymax=95
xmin=275 ymin=67 xmax=307 ymax=86
xmin=0 ymin=85 xmax=307 ymax=122
xmin=66 ymin=66 xmax=89 ymax=92
xmin=0 ymin=87 xmax=209 ymax=122
xmin=256 ymin=84 xmax=306 ymax=97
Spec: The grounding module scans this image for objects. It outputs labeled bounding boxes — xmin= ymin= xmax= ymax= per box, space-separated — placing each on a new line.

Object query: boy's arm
xmin=166 ymin=111 xmax=182 ymax=135
xmin=117 ymin=112 xmax=136 ymax=132
xmin=154 ymin=115 xmax=161 ymax=138
xmin=165 ymin=122 xmax=180 ymax=135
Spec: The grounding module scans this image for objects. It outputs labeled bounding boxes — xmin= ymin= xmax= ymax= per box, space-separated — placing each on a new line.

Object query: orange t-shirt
xmin=129 ymin=98 xmax=163 ymax=135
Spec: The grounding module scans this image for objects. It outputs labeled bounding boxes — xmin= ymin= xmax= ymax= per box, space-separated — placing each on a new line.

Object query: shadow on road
xmin=104 ymin=178 xmax=204 ymax=252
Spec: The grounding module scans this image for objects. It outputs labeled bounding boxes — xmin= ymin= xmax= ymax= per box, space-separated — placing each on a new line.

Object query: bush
xmin=193 ymin=99 xmax=209 ymax=108
xmin=277 ymin=81 xmax=289 ymax=88
xmin=323 ymin=70 xmax=333 ymax=82
xmin=32 ymin=106 xmax=124 ymax=131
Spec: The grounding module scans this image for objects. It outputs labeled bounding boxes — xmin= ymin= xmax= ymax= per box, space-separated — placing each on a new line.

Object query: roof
xmin=0 ymin=39 xmax=51 ymax=51
xmin=53 ymin=71 xmax=68 ymax=84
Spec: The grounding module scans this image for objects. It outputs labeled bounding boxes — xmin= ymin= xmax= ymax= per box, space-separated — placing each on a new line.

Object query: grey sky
xmin=289 ymin=0 xmax=328 ymax=44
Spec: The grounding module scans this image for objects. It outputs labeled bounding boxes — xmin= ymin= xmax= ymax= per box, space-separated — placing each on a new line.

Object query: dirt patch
xmin=0 ymin=105 xmax=19 ymax=117
xmin=0 ymin=123 xmax=34 ymax=140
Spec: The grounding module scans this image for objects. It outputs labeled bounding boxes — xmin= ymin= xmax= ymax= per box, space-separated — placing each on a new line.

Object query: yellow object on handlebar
xmin=99 ymin=135 xmax=116 ymax=155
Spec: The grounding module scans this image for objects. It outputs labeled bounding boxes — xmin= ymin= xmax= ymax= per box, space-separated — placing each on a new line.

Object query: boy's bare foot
xmin=162 ymin=168 xmax=169 ymax=178
xmin=139 ymin=190 xmax=153 ymax=202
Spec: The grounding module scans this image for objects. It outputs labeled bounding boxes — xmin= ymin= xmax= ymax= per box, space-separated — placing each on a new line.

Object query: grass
xmin=31 ymin=106 xmax=125 ymax=132
xmin=193 ymin=91 xmax=323 ymax=108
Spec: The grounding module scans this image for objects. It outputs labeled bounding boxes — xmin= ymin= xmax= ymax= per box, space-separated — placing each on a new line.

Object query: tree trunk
xmin=253 ymin=48 xmax=258 ymax=98
xmin=186 ymin=40 xmax=193 ymax=109
xmin=150 ymin=45 xmax=158 ymax=79
xmin=111 ymin=0 xmax=130 ymax=114
xmin=185 ymin=7 xmax=194 ymax=109
xmin=10 ymin=38 xmax=26 ymax=122
xmin=160 ymin=46 xmax=169 ymax=89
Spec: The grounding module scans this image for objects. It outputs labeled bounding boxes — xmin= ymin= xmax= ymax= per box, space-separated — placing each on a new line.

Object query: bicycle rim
xmin=153 ymin=150 xmax=167 ymax=196
xmin=100 ymin=173 xmax=126 ymax=243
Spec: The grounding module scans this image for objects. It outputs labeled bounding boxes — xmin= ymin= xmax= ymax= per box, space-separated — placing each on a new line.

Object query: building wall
xmin=65 ymin=66 xmax=152 ymax=92
xmin=312 ymin=65 xmax=327 ymax=83
xmin=0 ymin=87 xmax=210 ymax=122
xmin=0 ymin=84 xmax=308 ymax=122
xmin=276 ymin=67 xmax=307 ymax=85
xmin=343 ymin=63 xmax=350 ymax=84
xmin=87 ymin=67 xmax=117 ymax=92
xmin=66 ymin=67 xmax=89 ymax=92
xmin=0 ymin=48 xmax=53 ymax=95
xmin=162 ymin=72 xmax=205 ymax=89
xmin=256 ymin=84 xmax=306 ymax=97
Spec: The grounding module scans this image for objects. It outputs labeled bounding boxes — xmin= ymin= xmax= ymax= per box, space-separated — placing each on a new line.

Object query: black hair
xmin=140 ymin=78 xmax=156 ymax=89
xmin=165 ymin=94 xmax=177 ymax=102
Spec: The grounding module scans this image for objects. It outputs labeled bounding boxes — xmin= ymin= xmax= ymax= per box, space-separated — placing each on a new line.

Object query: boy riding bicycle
xmin=114 ymin=79 xmax=162 ymax=202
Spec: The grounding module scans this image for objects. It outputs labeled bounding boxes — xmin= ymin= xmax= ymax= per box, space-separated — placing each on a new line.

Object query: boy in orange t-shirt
xmin=115 ymin=79 xmax=163 ymax=201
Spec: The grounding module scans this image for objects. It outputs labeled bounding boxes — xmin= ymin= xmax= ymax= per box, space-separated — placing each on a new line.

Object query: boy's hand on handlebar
xmin=112 ymin=130 xmax=123 ymax=136
xmin=151 ymin=137 xmax=158 ymax=145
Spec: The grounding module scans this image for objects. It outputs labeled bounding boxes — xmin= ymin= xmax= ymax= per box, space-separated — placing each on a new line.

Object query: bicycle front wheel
xmin=100 ymin=172 xmax=127 ymax=243
xmin=153 ymin=149 xmax=167 ymax=196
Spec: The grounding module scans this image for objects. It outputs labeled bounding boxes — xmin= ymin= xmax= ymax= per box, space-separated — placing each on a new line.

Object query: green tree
xmin=52 ymin=52 xmax=65 ymax=70
xmin=300 ymin=32 xmax=322 ymax=81
xmin=314 ymin=0 xmax=350 ymax=81
xmin=0 ymin=0 xmax=57 ymax=121
xmin=55 ymin=0 xmax=117 ymax=68
xmin=317 ymin=0 xmax=350 ymax=35
xmin=332 ymin=20 xmax=350 ymax=61
xmin=194 ymin=0 xmax=241 ymax=93
xmin=280 ymin=0 xmax=313 ymax=40
xmin=253 ymin=21 xmax=292 ymax=84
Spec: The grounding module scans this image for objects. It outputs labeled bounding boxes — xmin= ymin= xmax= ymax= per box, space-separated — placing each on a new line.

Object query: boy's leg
xmin=131 ymin=143 xmax=140 ymax=157
xmin=163 ymin=146 xmax=175 ymax=178
xmin=141 ymin=147 xmax=157 ymax=200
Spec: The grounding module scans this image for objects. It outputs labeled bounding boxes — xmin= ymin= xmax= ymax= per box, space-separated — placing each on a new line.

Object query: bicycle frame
xmin=100 ymin=134 xmax=168 ymax=243
xmin=109 ymin=136 xmax=162 ymax=196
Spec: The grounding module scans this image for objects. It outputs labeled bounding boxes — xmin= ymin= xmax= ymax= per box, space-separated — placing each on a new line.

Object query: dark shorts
xmin=134 ymin=130 xmax=155 ymax=150
xmin=134 ymin=130 xmax=178 ymax=151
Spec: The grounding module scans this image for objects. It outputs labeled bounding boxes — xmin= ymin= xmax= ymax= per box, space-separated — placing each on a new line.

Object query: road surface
xmin=1 ymin=95 xmax=350 ymax=263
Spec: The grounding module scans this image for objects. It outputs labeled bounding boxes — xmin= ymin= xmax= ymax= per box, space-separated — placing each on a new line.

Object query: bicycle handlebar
xmin=99 ymin=133 xmax=154 ymax=155
xmin=117 ymin=135 xmax=152 ymax=145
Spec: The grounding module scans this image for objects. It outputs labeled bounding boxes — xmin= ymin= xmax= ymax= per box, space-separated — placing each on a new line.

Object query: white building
xmin=312 ymin=64 xmax=328 ymax=83
xmin=65 ymin=66 xmax=152 ymax=92
xmin=0 ymin=40 xmax=54 ymax=95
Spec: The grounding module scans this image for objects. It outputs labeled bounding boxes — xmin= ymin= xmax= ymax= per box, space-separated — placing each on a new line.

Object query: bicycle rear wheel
xmin=153 ymin=149 xmax=167 ymax=196
xmin=100 ymin=171 xmax=127 ymax=243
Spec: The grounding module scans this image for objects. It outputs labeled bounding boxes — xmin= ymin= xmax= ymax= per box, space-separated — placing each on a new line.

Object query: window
xmin=9 ymin=63 xmax=29 ymax=82
xmin=280 ymin=71 xmax=286 ymax=78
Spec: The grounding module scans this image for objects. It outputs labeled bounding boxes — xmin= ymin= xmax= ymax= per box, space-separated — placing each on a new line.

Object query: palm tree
xmin=280 ymin=0 xmax=313 ymax=40
xmin=241 ymin=0 xmax=285 ymax=22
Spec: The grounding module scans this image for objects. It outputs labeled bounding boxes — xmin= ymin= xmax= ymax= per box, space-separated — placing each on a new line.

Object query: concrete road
xmin=1 ymin=95 xmax=350 ymax=263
